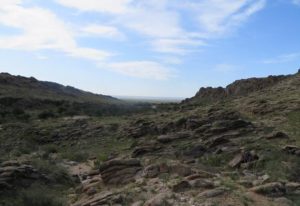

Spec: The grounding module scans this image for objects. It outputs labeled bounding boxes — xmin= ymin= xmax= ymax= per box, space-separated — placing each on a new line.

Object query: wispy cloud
xmin=262 ymin=52 xmax=300 ymax=64
xmin=151 ymin=38 xmax=205 ymax=55
xmin=54 ymin=0 xmax=132 ymax=14
xmin=81 ymin=24 xmax=125 ymax=40
xmin=106 ymin=61 xmax=174 ymax=80
xmin=55 ymin=0 xmax=266 ymax=55
xmin=185 ymin=0 xmax=266 ymax=37
xmin=0 ymin=1 xmax=112 ymax=61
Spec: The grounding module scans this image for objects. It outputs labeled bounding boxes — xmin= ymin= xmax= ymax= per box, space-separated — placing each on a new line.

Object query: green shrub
xmin=61 ymin=150 xmax=89 ymax=162
xmin=43 ymin=144 xmax=59 ymax=155
xmin=38 ymin=111 xmax=56 ymax=119
xmin=32 ymin=159 xmax=72 ymax=185
xmin=19 ymin=183 xmax=66 ymax=206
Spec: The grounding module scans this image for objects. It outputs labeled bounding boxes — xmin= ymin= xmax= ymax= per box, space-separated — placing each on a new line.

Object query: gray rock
xmin=189 ymin=179 xmax=214 ymax=189
xmin=250 ymin=182 xmax=286 ymax=197
xmin=198 ymin=187 xmax=227 ymax=198
xmin=172 ymin=180 xmax=191 ymax=192
xmin=99 ymin=159 xmax=142 ymax=185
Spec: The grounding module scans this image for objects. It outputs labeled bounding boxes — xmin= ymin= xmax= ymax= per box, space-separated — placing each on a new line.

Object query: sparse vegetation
xmin=0 ymin=72 xmax=299 ymax=206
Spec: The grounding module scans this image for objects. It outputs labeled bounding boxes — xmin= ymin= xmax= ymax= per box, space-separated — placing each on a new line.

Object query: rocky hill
xmin=0 ymin=70 xmax=299 ymax=206
xmin=0 ymin=73 xmax=146 ymax=122
xmin=0 ymin=73 xmax=119 ymax=104
xmin=183 ymin=70 xmax=299 ymax=104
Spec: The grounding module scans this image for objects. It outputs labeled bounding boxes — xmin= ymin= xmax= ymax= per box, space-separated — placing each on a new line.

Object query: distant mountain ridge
xmin=0 ymin=72 xmax=119 ymax=104
xmin=0 ymin=73 xmax=138 ymax=120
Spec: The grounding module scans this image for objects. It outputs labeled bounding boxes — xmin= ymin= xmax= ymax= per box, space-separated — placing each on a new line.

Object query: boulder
xmin=205 ymin=136 xmax=230 ymax=149
xmin=285 ymin=182 xmax=300 ymax=194
xmin=99 ymin=159 xmax=142 ymax=185
xmin=143 ymin=164 xmax=160 ymax=178
xmin=127 ymin=121 xmax=158 ymax=138
xmin=185 ymin=118 xmax=203 ymax=130
xmin=282 ymin=145 xmax=300 ymax=156
xmin=157 ymin=131 xmax=191 ymax=143
xmin=229 ymin=151 xmax=259 ymax=168
xmin=168 ymin=164 xmax=193 ymax=177
xmin=250 ymin=182 xmax=286 ymax=197
xmin=182 ymin=145 xmax=206 ymax=158
xmin=198 ymin=187 xmax=227 ymax=198
xmin=172 ymin=180 xmax=191 ymax=192
xmin=0 ymin=160 xmax=47 ymax=191
xmin=189 ymin=179 xmax=214 ymax=189
xmin=132 ymin=145 xmax=161 ymax=157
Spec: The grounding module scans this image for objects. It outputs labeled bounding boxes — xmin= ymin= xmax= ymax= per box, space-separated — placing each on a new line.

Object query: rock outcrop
xmin=0 ymin=160 xmax=46 ymax=191
xmin=184 ymin=73 xmax=290 ymax=104
xmin=99 ymin=159 xmax=142 ymax=185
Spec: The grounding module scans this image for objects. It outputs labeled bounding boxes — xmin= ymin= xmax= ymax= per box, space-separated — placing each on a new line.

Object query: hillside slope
xmin=0 ymin=70 xmax=299 ymax=206
xmin=0 ymin=73 xmax=137 ymax=121
xmin=0 ymin=72 xmax=120 ymax=104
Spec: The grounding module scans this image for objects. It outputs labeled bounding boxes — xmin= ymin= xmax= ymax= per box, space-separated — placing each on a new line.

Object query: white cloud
xmin=81 ymin=24 xmax=125 ymax=39
xmin=55 ymin=0 xmax=132 ymax=14
xmin=152 ymin=38 xmax=205 ymax=55
xmin=56 ymin=0 xmax=202 ymax=55
xmin=0 ymin=1 xmax=111 ymax=61
xmin=55 ymin=0 xmax=266 ymax=55
xmin=107 ymin=61 xmax=174 ymax=80
xmin=263 ymin=52 xmax=300 ymax=64
xmin=158 ymin=56 xmax=183 ymax=65
xmin=185 ymin=0 xmax=266 ymax=37
xmin=0 ymin=0 xmax=267 ymax=81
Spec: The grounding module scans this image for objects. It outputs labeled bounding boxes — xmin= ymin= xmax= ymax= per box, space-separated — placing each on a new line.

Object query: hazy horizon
xmin=1 ymin=0 xmax=300 ymax=97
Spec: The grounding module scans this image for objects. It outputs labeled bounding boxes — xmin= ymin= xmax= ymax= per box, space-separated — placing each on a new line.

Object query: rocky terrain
xmin=0 ymin=70 xmax=299 ymax=206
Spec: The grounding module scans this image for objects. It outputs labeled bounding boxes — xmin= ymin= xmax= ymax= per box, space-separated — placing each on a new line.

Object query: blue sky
xmin=0 ymin=0 xmax=300 ymax=98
